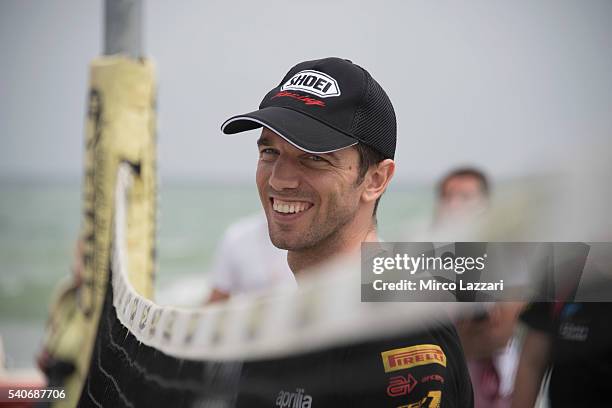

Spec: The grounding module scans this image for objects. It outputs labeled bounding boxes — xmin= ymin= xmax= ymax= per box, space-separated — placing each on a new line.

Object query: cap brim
xmin=221 ymin=107 xmax=358 ymax=154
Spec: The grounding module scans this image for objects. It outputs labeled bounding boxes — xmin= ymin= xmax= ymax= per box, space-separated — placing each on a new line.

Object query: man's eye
xmin=308 ymin=155 xmax=325 ymax=162
xmin=302 ymin=155 xmax=330 ymax=167
xmin=259 ymin=148 xmax=277 ymax=160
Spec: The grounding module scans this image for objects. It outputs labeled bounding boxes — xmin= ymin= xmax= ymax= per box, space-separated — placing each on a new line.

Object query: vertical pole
xmin=104 ymin=0 xmax=143 ymax=58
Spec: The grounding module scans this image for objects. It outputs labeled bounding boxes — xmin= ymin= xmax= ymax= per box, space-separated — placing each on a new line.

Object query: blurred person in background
xmin=456 ymin=303 xmax=524 ymax=408
xmin=434 ymin=167 xmax=525 ymax=408
xmin=205 ymin=212 xmax=295 ymax=303
xmin=434 ymin=167 xmax=490 ymax=228
xmin=404 ymin=167 xmax=491 ymax=241
xmin=513 ymin=301 xmax=612 ymax=407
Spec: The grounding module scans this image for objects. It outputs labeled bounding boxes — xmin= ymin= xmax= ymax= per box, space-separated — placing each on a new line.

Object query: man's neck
xmin=287 ymin=222 xmax=378 ymax=274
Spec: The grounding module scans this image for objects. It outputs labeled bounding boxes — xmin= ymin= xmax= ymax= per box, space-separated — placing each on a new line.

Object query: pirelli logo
xmin=381 ymin=344 xmax=446 ymax=373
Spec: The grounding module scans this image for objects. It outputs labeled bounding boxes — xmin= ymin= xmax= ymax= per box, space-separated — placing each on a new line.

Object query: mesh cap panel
xmin=350 ymin=71 xmax=397 ymax=159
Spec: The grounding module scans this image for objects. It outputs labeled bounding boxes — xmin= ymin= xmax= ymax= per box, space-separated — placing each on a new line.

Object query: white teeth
xmin=272 ymin=199 xmax=311 ymax=214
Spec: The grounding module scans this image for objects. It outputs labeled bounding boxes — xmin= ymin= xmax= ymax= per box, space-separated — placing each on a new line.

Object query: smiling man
xmin=223 ymin=57 xmax=394 ymax=274
xmin=254 ymin=127 xmax=390 ymax=272
xmin=221 ymin=57 xmax=473 ymax=407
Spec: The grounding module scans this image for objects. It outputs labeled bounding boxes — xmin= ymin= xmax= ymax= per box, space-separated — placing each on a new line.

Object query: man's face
xmin=437 ymin=175 xmax=488 ymax=221
xmin=256 ymin=128 xmax=364 ymax=251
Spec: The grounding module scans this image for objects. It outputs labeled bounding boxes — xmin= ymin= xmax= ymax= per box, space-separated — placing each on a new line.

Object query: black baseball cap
xmin=221 ymin=57 xmax=397 ymax=159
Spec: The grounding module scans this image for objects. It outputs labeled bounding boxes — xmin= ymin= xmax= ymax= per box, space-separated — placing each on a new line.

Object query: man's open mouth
xmin=271 ymin=198 xmax=313 ymax=215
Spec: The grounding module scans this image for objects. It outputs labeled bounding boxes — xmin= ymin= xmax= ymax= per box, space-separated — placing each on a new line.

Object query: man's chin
xmin=269 ymin=230 xmax=313 ymax=251
xmin=269 ymin=235 xmax=301 ymax=251
xmin=267 ymin=216 xmax=307 ymax=249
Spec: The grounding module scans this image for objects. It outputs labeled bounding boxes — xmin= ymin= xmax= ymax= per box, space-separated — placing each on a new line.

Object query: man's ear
xmin=361 ymin=159 xmax=395 ymax=204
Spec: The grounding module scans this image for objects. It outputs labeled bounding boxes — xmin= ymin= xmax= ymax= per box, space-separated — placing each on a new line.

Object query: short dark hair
xmin=438 ymin=167 xmax=489 ymax=198
xmin=354 ymin=143 xmax=387 ymax=218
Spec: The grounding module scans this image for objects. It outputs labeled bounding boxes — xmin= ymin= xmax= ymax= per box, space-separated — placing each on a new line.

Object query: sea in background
xmin=0 ymin=180 xmax=433 ymax=369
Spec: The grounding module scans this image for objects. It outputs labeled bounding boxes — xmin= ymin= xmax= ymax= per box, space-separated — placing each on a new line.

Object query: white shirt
xmin=209 ymin=213 xmax=297 ymax=294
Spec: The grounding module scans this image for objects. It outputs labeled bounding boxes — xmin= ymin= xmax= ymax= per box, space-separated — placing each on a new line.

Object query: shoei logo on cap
xmin=281 ymin=70 xmax=341 ymax=98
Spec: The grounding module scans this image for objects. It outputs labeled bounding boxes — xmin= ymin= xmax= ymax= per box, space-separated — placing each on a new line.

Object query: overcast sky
xmin=1 ymin=0 xmax=611 ymax=183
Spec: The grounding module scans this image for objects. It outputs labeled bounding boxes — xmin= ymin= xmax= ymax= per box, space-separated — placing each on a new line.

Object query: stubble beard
xmin=267 ymin=192 xmax=359 ymax=253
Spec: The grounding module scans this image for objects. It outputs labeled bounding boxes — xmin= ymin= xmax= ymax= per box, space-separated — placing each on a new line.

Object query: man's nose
xmin=269 ymin=156 xmax=300 ymax=190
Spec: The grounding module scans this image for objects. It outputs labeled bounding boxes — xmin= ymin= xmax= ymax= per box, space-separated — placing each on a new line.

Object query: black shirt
xmin=237 ymin=320 xmax=473 ymax=407
xmin=520 ymin=302 xmax=612 ymax=407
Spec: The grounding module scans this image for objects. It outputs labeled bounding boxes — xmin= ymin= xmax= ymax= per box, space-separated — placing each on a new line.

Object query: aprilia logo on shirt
xmin=275 ymin=388 xmax=313 ymax=408
xmin=281 ymin=70 xmax=341 ymax=98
